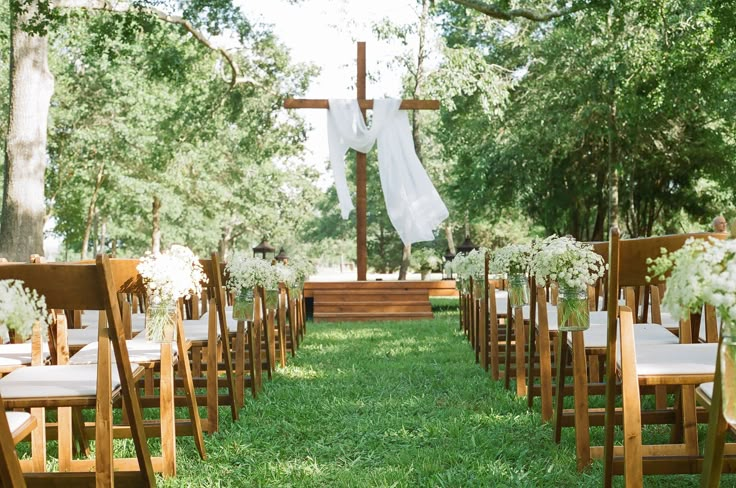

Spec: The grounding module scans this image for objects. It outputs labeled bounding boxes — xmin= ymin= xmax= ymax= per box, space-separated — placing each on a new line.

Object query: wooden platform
xmin=304 ymin=280 xmax=457 ymax=323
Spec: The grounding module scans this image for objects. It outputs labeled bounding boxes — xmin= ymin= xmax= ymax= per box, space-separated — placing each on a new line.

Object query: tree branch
xmin=51 ymin=0 xmax=241 ymax=88
xmin=446 ymin=0 xmax=595 ymax=22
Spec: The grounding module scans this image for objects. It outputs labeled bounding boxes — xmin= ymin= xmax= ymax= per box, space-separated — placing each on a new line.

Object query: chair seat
xmin=0 ymin=364 xmax=132 ymax=399
xmin=6 ymin=411 xmax=33 ymax=437
xmin=192 ymin=310 xmax=244 ymax=334
xmin=182 ymin=322 xmax=220 ymax=342
xmin=572 ymin=322 xmax=678 ymax=350
xmin=524 ymin=304 xmax=559 ymax=328
xmin=70 ymin=340 xmax=177 ymax=365
xmin=0 ymin=343 xmax=50 ymax=366
xmin=128 ymin=314 xmax=147 ymax=332
xmin=619 ymin=343 xmax=718 ymax=380
xmin=67 ymin=327 xmax=105 ymax=347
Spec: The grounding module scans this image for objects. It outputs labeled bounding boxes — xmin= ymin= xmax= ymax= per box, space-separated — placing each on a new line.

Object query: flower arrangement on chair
xmin=490 ymin=243 xmax=535 ymax=308
xmin=649 ymin=237 xmax=736 ymax=422
xmin=137 ymin=245 xmax=207 ymax=342
xmin=225 ymin=254 xmax=279 ymax=320
xmin=530 ymin=236 xmax=606 ymax=331
xmin=0 ymin=280 xmax=49 ymax=343
xmin=287 ymin=257 xmax=315 ymax=298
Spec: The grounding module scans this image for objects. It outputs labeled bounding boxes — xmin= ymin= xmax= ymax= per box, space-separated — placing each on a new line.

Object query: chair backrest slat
xmin=0 ymin=263 xmax=104 ymax=310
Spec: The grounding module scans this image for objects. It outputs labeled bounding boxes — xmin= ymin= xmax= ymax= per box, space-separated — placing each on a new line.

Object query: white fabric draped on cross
xmin=326 ymin=98 xmax=449 ymax=245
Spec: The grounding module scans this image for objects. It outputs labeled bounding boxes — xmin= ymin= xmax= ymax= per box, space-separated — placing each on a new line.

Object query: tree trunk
xmin=219 ymin=225 xmax=232 ymax=260
xmin=152 ymin=196 xmax=161 ymax=253
xmin=445 ymin=221 xmax=456 ymax=254
xmin=607 ymin=1 xmax=622 ymax=232
xmin=80 ymin=163 xmax=105 ymax=260
xmin=398 ymin=244 xmax=411 ymax=280
xmin=98 ymin=216 xmax=106 ymax=255
xmin=0 ymin=3 xmax=54 ymax=261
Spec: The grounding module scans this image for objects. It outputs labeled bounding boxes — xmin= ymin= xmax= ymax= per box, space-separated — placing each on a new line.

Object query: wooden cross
xmin=284 ymin=41 xmax=440 ymax=281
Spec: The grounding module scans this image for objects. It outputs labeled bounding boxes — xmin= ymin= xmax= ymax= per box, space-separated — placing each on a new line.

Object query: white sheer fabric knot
xmin=326 ymin=98 xmax=449 ymax=245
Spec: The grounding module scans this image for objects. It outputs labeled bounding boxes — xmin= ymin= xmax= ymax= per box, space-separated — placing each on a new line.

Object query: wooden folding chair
xmin=180 ymin=255 xmax=239 ymax=433
xmin=602 ymin=229 xmax=727 ymax=486
xmin=698 ymin=329 xmax=736 ymax=487
xmin=68 ymin=258 xmax=206 ymax=477
xmin=0 ymin=388 xmax=35 ymax=488
xmin=0 ymin=256 xmax=155 ymax=486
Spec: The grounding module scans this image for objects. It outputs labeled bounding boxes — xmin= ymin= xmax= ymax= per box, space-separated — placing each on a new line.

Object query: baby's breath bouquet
xmin=0 ymin=280 xmax=49 ymax=343
xmin=225 ymin=254 xmax=279 ymax=320
xmin=647 ymin=237 xmax=736 ymax=324
xmin=451 ymin=253 xmax=468 ymax=293
xmin=490 ymin=243 xmax=535 ymax=308
xmin=463 ymin=248 xmax=488 ymax=296
xmin=288 ymin=257 xmax=315 ymax=288
xmin=530 ymin=236 xmax=606 ymax=331
xmin=648 ymin=237 xmax=736 ymax=423
xmin=137 ymin=244 xmax=207 ymax=342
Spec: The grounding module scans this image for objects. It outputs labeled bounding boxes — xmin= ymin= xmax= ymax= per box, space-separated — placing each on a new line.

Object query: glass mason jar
xmin=473 ymin=278 xmax=484 ymax=298
xmin=265 ymin=288 xmax=280 ymax=310
xmin=721 ymin=321 xmax=736 ymax=424
xmin=145 ymin=299 xmax=178 ymax=343
xmin=289 ymin=286 xmax=300 ymax=301
xmin=508 ymin=274 xmax=530 ymax=308
xmin=232 ymin=288 xmax=255 ymax=321
xmin=557 ymin=285 xmax=590 ymax=332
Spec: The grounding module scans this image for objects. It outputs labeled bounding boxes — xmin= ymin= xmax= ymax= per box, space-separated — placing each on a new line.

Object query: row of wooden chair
xmin=458 ymin=228 xmax=736 ymax=486
xmin=0 ymin=253 xmax=308 ymax=487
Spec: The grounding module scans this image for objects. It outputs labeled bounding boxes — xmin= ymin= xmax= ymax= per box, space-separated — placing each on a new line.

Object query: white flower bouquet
xmin=450 ymin=253 xmax=468 ymax=292
xmin=225 ymin=254 xmax=281 ymax=317
xmin=225 ymin=254 xmax=279 ymax=293
xmin=0 ymin=280 xmax=49 ymax=343
xmin=490 ymin=243 xmax=535 ymax=307
xmin=530 ymin=236 xmax=606 ymax=330
xmin=288 ymin=257 xmax=315 ymax=287
xmin=137 ymin=244 xmax=207 ymax=342
xmin=648 ymin=237 xmax=736 ymax=422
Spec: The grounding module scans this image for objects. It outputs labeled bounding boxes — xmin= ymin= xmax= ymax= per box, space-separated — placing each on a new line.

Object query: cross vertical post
xmin=355 ymin=42 xmax=368 ymax=281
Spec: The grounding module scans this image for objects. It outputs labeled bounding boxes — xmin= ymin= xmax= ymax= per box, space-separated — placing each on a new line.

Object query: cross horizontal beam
xmin=283 ymin=98 xmax=440 ymax=110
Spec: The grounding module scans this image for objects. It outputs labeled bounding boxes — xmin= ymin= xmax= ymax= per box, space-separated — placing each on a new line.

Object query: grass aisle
xmin=165 ymin=311 xmax=713 ymax=487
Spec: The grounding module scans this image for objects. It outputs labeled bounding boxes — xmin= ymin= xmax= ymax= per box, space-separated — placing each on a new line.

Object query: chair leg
xmin=176 ymin=340 xmax=206 ymax=460
xmin=701 ymin=371 xmax=728 ymax=487
xmin=161 ymin=342 xmax=176 ymax=477
xmin=30 ymin=407 xmax=45 ymax=473
xmin=571 ymin=331 xmax=591 ymax=471
xmin=527 ymin=317 xmax=537 ymax=409
xmin=553 ymin=331 xmax=568 ymax=444
xmin=72 ymin=407 xmax=90 ymax=457
xmin=538 ymin=329 xmax=553 ymax=422
xmin=58 ymin=407 xmax=73 ymax=471
xmin=504 ymin=316 xmax=513 ymax=390
xmin=206 ymin=340 xmax=219 ymax=434
xmin=514 ymin=308 xmax=526 ymax=397
xmin=235 ymin=324 xmax=246 ymax=407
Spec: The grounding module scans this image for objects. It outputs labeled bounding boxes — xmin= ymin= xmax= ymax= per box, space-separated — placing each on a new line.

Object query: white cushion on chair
xmin=188 ymin=308 xmax=253 ymax=335
xmin=128 ymin=314 xmax=146 ymax=332
xmin=621 ymin=343 xmax=718 ymax=377
xmin=575 ymin=322 xmax=678 ymax=350
xmin=0 ymin=364 xmax=131 ymax=399
xmin=70 ymin=341 xmax=176 ymax=365
xmin=0 ymin=343 xmax=50 ymax=366
xmin=67 ymin=328 xmax=104 ymax=347
xmin=6 ymin=411 xmax=32 ymax=437
xmin=182 ymin=322 xmax=219 ymax=342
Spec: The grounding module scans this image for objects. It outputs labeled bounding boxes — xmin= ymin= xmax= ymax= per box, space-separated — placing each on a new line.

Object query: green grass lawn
xmin=163 ymin=310 xmax=734 ymax=487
